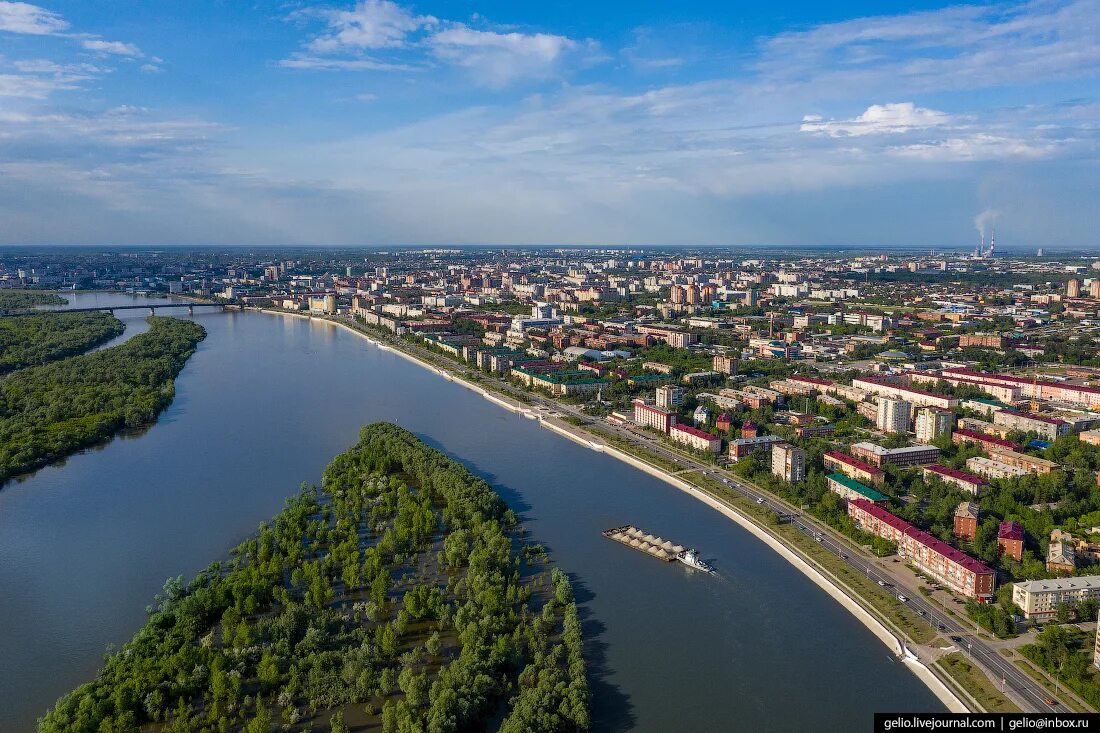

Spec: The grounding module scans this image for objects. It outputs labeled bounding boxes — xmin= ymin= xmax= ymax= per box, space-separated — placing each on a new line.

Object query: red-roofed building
xmin=940 ymin=367 xmax=1100 ymax=408
xmin=670 ymin=423 xmax=722 ymax=454
xmin=848 ymin=499 xmax=995 ymax=601
xmin=716 ymin=413 xmax=733 ymax=433
xmin=633 ymin=399 xmax=677 ymax=434
xmin=922 ymin=464 xmax=986 ymax=495
xmin=741 ymin=421 xmax=759 ymax=439
xmin=823 ymin=450 xmax=886 ymax=487
xmin=951 ymin=428 xmax=1022 ymax=454
xmin=997 ymin=521 xmax=1025 ymax=562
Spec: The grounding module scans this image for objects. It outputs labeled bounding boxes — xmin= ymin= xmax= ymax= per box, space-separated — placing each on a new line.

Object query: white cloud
xmin=801 ymin=102 xmax=954 ymax=137
xmin=303 ymin=0 xmax=436 ymax=52
xmin=0 ymin=1 xmax=68 ymax=35
xmin=757 ymin=0 xmax=1100 ymax=98
xmin=428 ymin=25 xmax=577 ymax=86
xmin=82 ymin=39 xmax=143 ymax=57
xmin=890 ymin=134 xmax=1057 ymax=161
xmin=278 ymin=54 xmax=413 ymax=71
xmin=283 ymin=1 xmax=590 ymax=86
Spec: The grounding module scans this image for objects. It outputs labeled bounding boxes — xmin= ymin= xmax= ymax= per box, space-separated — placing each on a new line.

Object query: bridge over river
xmin=3 ymin=302 xmax=226 ymax=317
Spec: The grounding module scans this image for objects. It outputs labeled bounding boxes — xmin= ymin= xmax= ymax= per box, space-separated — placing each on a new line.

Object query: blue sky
xmin=0 ymin=1 xmax=1097 ymax=248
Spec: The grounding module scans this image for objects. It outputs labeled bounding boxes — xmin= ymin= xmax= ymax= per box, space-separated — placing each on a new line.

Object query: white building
xmin=656 ymin=385 xmax=685 ymax=410
xmin=965 ymin=456 xmax=1028 ymax=480
xmin=914 ymin=407 xmax=954 ymax=444
xmin=876 ymin=397 xmax=911 ymax=434
xmin=771 ymin=442 xmax=807 ymax=483
xmin=1012 ymin=576 xmax=1100 ymax=620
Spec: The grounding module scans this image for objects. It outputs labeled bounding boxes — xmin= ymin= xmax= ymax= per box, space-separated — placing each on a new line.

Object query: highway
xmin=343 ymin=317 xmax=1073 ymax=714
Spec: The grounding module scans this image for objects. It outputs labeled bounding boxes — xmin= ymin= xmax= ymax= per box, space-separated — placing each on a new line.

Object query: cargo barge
xmin=602 ymin=525 xmax=714 ymax=572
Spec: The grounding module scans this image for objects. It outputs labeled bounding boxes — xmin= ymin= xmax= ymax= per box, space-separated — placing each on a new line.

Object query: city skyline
xmin=1 ymin=0 xmax=1098 ymax=247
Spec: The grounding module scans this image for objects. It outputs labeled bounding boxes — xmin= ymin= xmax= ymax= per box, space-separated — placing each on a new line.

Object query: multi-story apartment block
xmin=633 ymin=399 xmax=677 ymax=434
xmin=992 ymin=409 xmax=1071 ymax=441
xmin=851 ymin=442 xmax=940 ymax=468
xmin=914 ymin=407 xmax=954 ymax=444
xmin=997 ymin=521 xmax=1025 ymax=562
xmin=713 ymin=354 xmax=737 ymax=376
xmin=771 ymin=443 xmax=806 ymax=483
xmin=965 ymin=456 xmax=1028 ymax=480
xmin=876 ymin=397 xmax=911 ymax=434
xmin=826 ymin=473 xmax=889 ymax=505
xmin=954 ymin=502 xmax=980 ymax=541
xmin=923 ymin=464 xmax=986 ymax=495
xmin=1012 ymin=576 xmax=1100 ymax=620
xmin=656 ymin=384 xmax=685 ymax=410
xmin=670 ymin=423 xmax=722 ymax=454
xmin=848 ymin=499 xmax=995 ymax=601
xmin=823 ymin=450 xmax=885 ymax=486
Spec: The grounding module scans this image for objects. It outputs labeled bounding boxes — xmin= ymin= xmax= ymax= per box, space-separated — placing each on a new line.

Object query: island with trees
xmin=0 ymin=290 xmax=66 ymax=312
xmin=0 ymin=316 xmax=206 ymax=485
xmin=38 ymin=422 xmax=590 ymax=733
xmin=0 ymin=311 xmax=125 ymax=372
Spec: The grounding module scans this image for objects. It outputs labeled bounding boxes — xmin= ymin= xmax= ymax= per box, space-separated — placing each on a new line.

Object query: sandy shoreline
xmin=268 ymin=310 xmax=970 ymax=713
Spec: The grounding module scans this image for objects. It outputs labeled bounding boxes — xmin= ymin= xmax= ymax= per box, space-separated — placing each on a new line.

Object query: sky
xmin=0 ymin=1 xmax=1097 ymax=248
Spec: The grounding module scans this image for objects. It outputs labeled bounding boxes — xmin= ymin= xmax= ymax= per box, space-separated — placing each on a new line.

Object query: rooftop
xmin=826 ymin=472 xmax=889 ymax=502
xmin=1014 ymin=575 xmax=1100 ymax=594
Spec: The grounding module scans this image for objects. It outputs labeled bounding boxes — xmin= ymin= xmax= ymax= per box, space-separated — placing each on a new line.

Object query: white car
xmin=756 ymin=497 xmax=765 ymax=504
xmin=897 ymin=595 xmax=909 ymax=602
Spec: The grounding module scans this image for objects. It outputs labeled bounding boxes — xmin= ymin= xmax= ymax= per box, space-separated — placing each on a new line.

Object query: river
xmin=0 ymin=293 xmax=944 ymax=731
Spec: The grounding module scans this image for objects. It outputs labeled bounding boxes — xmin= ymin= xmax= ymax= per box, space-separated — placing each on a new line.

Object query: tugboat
xmin=677 ymin=547 xmax=714 ymax=573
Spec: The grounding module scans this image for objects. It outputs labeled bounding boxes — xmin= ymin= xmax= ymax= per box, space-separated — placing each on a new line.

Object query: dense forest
xmin=0 ymin=290 xmax=66 ymax=311
xmin=0 ymin=311 xmax=125 ymax=372
xmin=0 ymin=317 xmax=205 ymax=485
xmin=39 ymin=423 xmax=589 ymax=733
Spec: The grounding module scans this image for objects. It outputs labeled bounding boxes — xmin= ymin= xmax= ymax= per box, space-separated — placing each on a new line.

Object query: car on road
xmin=815 ymin=535 xmax=823 ymax=542
xmin=897 ymin=595 xmax=909 ymax=602
xmin=756 ymin=497 xmax=764 ymax=504
xmin=841 ymin=553 xmax=848 ymax=559
xmin=1045 ymin=698 xmax=1057 ymax=706
xmin=877 ymin=580 xmax=887 ymax=586
xmin=917 ymin=610 xmax=926 ymax=616
xmin=938 ymin=624 xmax=946 ymax=631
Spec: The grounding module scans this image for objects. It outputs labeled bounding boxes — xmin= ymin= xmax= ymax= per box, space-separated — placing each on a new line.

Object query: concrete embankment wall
xmin=307 ymin=314 xmax=969 ymax=713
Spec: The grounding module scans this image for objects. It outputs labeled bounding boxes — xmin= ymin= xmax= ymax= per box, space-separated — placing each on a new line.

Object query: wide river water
xmin=0 ymin=293 xmax=944 ymax=731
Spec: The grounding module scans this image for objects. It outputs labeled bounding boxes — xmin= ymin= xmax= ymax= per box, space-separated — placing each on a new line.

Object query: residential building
xmin=966 ymin=456 xmax=1028 ymax=480
xmin=655 ymin=385 xmax=685 ymax=410
xmin=1012 ymin=575 xmax=1100 ymax=620
xmin=826 ymin=473 xmax=889 ymax=505
xmin=954 ymin=502 xmax=980 ymax=542
xmin=876 ymin=397 xmax=911 ymax=434
xmin=771 ymin=443 xmax=807 ymax=483
xmin=851 ymin=442 xmax=940 ymax=468
xmin=923 ymin=465 xmax=986 ymax=495
xmin=633 ymin=399 xmax=677 ymax=434
xmin=985 ymin=447 xmax=1059 ymax=476
xmin=851 ymin=376 xmax=958 ymax=410
xmin=823 ymin=450 xmax=886 ymax=486
xmin=997 ymin=521 xmax=1025 ymax=562
xmin=915 ymin=408 xmax=954 ymax=444
xmin=713 ymin=354 xmax=737 ymax=376
xmin=992 ymin=409 xmax=1072 ymax=441
xmin=1047 ymin=532 xmax=1078 ymax=573
xmin=952 ymin=428 xmax=1022 ymax=454
xmin=848 ymin=499 xmax=995 ymax=601
xmin=728 ymin=434 xmax=783 ymax=460
xmin=670 ymin=423 xmax=722 ymax=454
